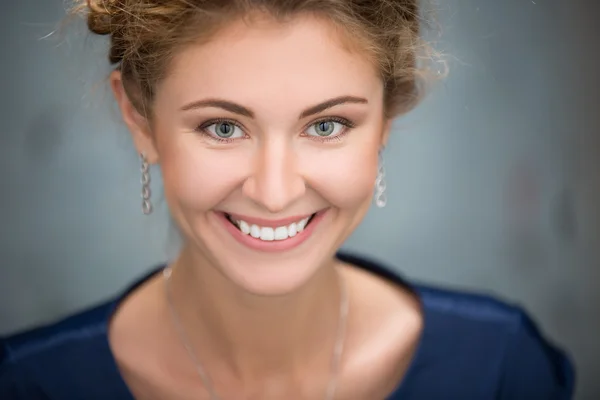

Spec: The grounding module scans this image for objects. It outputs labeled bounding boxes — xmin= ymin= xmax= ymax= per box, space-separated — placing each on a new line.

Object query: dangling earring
xmin=140 ymin=153 xmax=153 ymax=215
xmin=374 ymin=148 xmax=387 ymax=208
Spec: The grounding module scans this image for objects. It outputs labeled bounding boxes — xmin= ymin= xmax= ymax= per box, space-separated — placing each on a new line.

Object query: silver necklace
xmin=163 ymin=267 xmax=349 ymax=400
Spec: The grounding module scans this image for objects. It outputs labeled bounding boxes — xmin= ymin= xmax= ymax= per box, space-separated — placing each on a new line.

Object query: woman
xmin=0 ymin=0 xmax=574 ymax=399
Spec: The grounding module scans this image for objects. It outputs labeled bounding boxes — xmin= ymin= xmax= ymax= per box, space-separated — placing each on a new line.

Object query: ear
xmin=109 ymin=70 xmax=159 ymax=163
xmin=381 ymin=118 xmax=393 ymax=148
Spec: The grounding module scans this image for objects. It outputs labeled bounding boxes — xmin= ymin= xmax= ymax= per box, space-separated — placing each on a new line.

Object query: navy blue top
xmin=0 ymin=253 xmax=575 ymax=399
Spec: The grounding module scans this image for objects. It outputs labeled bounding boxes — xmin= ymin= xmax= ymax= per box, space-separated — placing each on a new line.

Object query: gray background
xmin=1 ymin=1 xmax=598 ymax=398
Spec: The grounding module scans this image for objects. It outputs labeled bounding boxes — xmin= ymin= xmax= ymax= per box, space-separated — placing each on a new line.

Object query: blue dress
xmin=0 ymin=253 xmax=575 ymax=399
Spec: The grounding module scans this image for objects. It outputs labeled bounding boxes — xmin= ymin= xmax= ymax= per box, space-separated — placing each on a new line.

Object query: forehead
xmin=156 ymin=14 xmax=383 ymax=113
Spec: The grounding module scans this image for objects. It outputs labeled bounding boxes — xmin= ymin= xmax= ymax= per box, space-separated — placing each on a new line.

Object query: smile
xmin=216 ymin=210 xmax=326 ymax=252
xmin=226 ymin=214 xmax=316 ymax=241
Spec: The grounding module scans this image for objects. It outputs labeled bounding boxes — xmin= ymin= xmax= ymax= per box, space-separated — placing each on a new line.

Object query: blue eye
xmin=306 ymin=120 xmax=346 ymax=137
xmin=203 ymin=121 xmax=244 ymax=139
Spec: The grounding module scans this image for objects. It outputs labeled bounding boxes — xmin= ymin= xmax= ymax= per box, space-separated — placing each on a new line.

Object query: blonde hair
xmin=72 ymin=0 xmax=442 ymax=118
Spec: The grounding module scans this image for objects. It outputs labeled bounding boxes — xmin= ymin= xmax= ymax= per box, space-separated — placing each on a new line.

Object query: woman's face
xmin=122 ymin=14 xmax=390 ymax=295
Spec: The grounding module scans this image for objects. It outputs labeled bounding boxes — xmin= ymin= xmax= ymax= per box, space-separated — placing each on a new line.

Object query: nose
xmin=242 ymin=140 xmax=306 ymax=213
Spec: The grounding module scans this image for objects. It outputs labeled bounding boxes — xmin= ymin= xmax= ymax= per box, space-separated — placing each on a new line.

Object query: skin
xmin=108 ymin=13 xmax=422 ymax=400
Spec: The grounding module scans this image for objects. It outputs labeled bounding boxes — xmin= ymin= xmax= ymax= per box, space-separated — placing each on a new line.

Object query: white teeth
xmin=239 ymin=220 xmax=250 ymax=235
xmin=297 ymin=217 xmax=309 ymax=231
xmin=232 ymin=215 xmax=314 ymax=242
xmin=274 ymin=226 xmax=288 ymax=240
xmin=288 ymin=223 xmax=298 ymax=237
xmin=260 ymin=227 xmax=275 ymax=241
xmin=250 ymin=224 xmax=261 ymax=238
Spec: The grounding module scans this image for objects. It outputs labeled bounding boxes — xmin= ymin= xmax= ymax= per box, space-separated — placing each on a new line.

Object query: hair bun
xmin=85 ymin=0 xmax=123 ymax=35
xmin=77 ymin=0 xmax=127 ymax=63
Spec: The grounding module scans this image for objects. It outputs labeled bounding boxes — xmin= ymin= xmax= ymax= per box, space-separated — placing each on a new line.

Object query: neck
xmin=166 ymin=246 xmax=343 ymax=381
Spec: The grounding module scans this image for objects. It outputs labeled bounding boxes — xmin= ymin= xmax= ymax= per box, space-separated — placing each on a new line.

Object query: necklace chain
xmin=163 ymin=267 xmax=349 ymax=400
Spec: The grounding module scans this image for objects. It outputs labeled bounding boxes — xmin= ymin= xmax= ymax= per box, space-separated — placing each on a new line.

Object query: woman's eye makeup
xmin=195 ymin=116 xmax=356 ymax=144
xmin=195 ymin=119 xmax=246 ymax=144
xmin=302 ymin=117 xmax=356 ymax=143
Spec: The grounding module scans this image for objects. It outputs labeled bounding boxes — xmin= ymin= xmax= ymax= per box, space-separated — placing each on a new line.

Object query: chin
xmin=216 ymin=252 xmax=329 ymax=296
xmin=197 ymin=208 xmax=336 ymax=296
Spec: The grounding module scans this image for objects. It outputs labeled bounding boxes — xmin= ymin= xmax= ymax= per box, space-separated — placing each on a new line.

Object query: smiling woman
xmin=0 ymin=1 xmax=575 ymax=399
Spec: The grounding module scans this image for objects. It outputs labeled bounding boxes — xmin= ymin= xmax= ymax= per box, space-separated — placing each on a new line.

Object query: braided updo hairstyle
xmin=72 ymin=0 xmax=440 ymax=118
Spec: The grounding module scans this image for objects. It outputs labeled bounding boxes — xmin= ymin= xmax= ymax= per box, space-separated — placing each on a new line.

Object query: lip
xmin=215 ymin=209 xmax=328 ymax=253
xmin=224 ymin=212 xmax=315 ymax=228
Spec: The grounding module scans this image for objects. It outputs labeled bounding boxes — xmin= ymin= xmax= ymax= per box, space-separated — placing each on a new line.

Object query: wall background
xmin=1 ymin=1 xmax=598 ymax=398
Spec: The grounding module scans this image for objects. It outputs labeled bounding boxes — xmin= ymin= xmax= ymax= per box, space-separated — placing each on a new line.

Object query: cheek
xmin=156 ymin=133 xmax=247 ymax=211
xmin=303 ymin=144 xmax=379 ymax=208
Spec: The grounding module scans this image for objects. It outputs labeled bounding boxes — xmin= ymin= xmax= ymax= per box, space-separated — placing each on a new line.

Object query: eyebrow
xmin=180 ymin=95 xmax=368 ymax=119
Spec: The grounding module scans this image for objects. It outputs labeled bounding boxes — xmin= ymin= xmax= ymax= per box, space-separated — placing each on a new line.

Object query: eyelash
xmin=195 ymin=116 xmax=356 ymax=144
xmin=195 ymin=118 xmax=246 ymax=144
xmin=302 ymin=117 xmax=355 ymax=143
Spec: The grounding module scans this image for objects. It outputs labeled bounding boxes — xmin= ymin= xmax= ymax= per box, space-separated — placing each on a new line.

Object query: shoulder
xmin=0 ymin=301 xmax=117 ymax=399
xmin=421 ymin=284 xmax=575 ymax=398
xmin=338 ymin=252 xmax=575 ymax=399
xmin=0 ymin=266 xmax=163 ymax=399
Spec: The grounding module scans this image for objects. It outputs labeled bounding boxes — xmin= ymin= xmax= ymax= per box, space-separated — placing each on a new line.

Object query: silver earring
xmin=140 ymin=153 xmax=153 ymax=215
xmin=375 ymin=148 xmax=387 ymax=208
